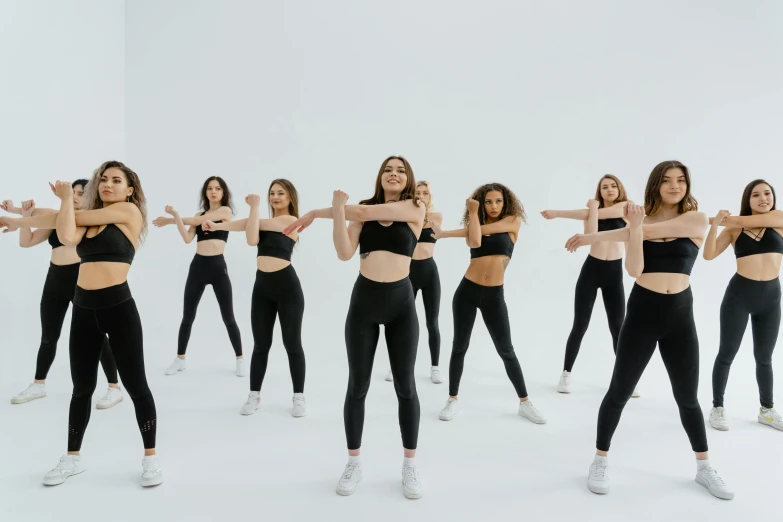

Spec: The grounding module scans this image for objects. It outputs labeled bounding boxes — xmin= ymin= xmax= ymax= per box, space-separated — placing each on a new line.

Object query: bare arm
xmin=543 ymin=203 xmax=629 ymax=221
xmin=20 ymin=228 xmax=51 ymax=247
xmin=466 ymin=209 xmax=481 ymax=248
xmin=625 ymin=225 xmax=644 ymax=277
xmin=585 ymin=204 xmax=599 ymax=235
xmin=246 ymin=203 xmax=260 ymax=246
xmin=55 ymin=192 xmax=80 ymax=246
xmin=171 ymin=211 xmax=197 ymax=244
xmin=306 ymin=201 xmax=424 ymax=225
xmin=476 ymin=216 xmax=522 ymax=236
xmin=718 ymin=210 xmax=783 ymax=229
xmin=180 ymin=207 xmax=232 ymax=226
xmin=703 ymin=227 xmax=734 ymax=261
xmin=333 ymin=210 xmax=361 ymax=261
xmin=642 ymin=212 xmax=709 ymax=241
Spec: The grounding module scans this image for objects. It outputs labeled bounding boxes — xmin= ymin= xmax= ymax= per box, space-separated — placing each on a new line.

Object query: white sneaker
xmin=240 ymin=392 xmax=260 ymax=416
xmin=292 ymin=393 xmax=306 ymax=418
xmin=42 ymin=454 xmax=85 ymax=486
xmin=587 ymin=456 xmax=609 ymax=494
xmin=695 ymin=466 xmax=733 ymax=500
xmin=439 ymin=397 xmax=460 ymax=421
xmin=236 ymin=358 xmax=246 ymax=377
xmin=402 ymin=465 xmax=424 ymax=499
xmin=430 ymin=366 xmax=444 ymax=384
xmin=557 ymin=371 xmax=571 ymax=394
xmin=518 ymin=400 xmax=547 ymax=424
xmin=385 ymin=370 xmax=393 ymax=382
xmin=759 ymin=407 xmax=783 ymax=431
xmin=96 ymin=387 xmax=123 ymax=410
xmin=710 ymin=407 xmax=730 ymax=431
xmin=631 ymin=388 xmax=641 ymax=398
xmin=141 ymin=455 xmax=163 ymax=487
xmin=165 ymin=357 xmax=186 ymax=376
xmin=11 ymin=382 xmax=46 ymax=404
xmin=336 ymin=462 xmax=362 ymax=496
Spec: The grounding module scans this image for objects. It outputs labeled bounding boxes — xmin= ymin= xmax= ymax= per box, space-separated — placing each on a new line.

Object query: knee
xmin=426 ymin=317 xmax=439 ymax=330
xmin=395 ymin=380 xmax=417 ymax=401
xmin=497 ymin=343 xmax=518 ymax=361
xmin=346 ymin=380 xmax=371 ymax=401
xmin=72 ymin=381 xmax=97 ymax=399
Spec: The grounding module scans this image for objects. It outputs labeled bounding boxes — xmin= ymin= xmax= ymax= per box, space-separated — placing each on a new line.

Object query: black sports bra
xmin=418 ymin=227 xmax=437 ymax=244
xmin=48 ymin=230 xmax=64 ymax=249
xmin=359 ymin=221 xmax=417 ymax=258
xmin=257 ymin=231 xmax=295 ymax=261
xmin=641 ymin=238 xmax=699 ymax=275
xmin=734 ymin=228 xmax=783 ymax=259
xmin=76 ymin=224 xmax=135 ymax=265
xmin=598 ymin=218 xmax=627 ymax=232
xmin=470 ymin=232 xmax=514 ymax=259
xmin=196 ymin=213 xmax=229 ymax=242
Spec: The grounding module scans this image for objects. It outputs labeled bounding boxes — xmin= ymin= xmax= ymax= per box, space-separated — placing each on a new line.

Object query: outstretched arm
xmin=542 ymin=202 xmax=629 ymax=221
xmin=715 ymin=210 xmax=783 ymax=229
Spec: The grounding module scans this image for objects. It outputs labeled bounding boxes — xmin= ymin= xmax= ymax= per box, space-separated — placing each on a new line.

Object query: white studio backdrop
xmin=1 ymin=1 xmax=782 ymax=521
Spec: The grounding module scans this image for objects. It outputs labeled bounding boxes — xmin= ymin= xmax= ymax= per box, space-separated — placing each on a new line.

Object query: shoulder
xmin=430 ymin=212 xmax=443 ymax=224
xmin=276 ymin=215 xmax=297 ymax=224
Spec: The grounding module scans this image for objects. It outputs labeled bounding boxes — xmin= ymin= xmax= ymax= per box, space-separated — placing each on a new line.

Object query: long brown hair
xmin=644 ymin=160 xmax=698 ymax=216
xmin=461 ymin=183 xmax=526 ymax=226
xmin=268 ymin=178 xmax=299 ymax=218
xmin=200 ymin=176 xmax=234 ymax=214
xmin=359 ymin=156 xmax=419 ymax=206
xmin=82 ymin=160 xmax=148 ymax=243
xmin=740 ymin=179 xmax=777 ymax=216
xmin=595 ymin=174 xmax=628 ymax=208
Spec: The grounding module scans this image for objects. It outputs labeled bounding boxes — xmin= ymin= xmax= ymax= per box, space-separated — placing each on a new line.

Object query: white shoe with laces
xmin=430 ymin=366 xmax=443 ymax=384
xmin=165 ymin=357 xmax=186 ymax=376
xmin=758 ymin=407 xmax=783 ymax=431
xmin=587 ymin=456 xmax=609 ymax=494
xmin=518 ymin=400 xmax=547 ymax=424
xmin=385 ymin=370 xmax=393 ymax=382
xmin=336 ymin=462 xmax=362 ymax=496
xmin=236 ymin=358 xmax=246 ymax=377
xmin=710 ymin=406 xmax=730 ymax=431
xmin=240 ymin=392 xmax=260 ymax=416
xmin=402 ymin=465 xmax=424 ymax=499
xmin=141 ymin=455 xmax=163 ymax=487
xmin=695 ymin=466 xmax=733 ymax=500
xmin=11 ymin=382 xmax=46 ymax=404
xmin=439 ymin=397 xmax=460 ymax=421
xmin=557 ymin=371 xmax=571 ymax=393
xmin=96 ymin=387 xmax=123 ymax=410
xmin=292 ymin=394 xmax=306 ymax=417
xmin=42 ymin=454 xmax=85 ymax=486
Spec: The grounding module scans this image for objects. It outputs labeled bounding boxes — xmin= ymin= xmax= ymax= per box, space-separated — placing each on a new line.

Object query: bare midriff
xmin=635 ymin=273 xmax=690 ymax=295
xmin=196 ymin=239 xmax=226 ymax=257
xmin=412 ymin=242 xmax=435 ymax=261
xmin=464 ymin=255 xmax=508 ymax=287
xmin=588 ymin=240 xmax=624 ymax=262
xmin=51 ymin=245 xmax=81 ymax=266
xmin=257 ymin=256 xmax=291 ymax=273
xmin=736 ymin=253 xmax=783 ymax=282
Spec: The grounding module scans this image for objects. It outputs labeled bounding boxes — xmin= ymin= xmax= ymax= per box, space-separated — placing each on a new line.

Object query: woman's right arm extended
xmin=542 ymin=202 xmax=629 ymax=221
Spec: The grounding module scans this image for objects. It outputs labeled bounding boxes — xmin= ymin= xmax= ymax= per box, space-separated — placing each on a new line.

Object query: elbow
xmin=627 ymin=268 xmax=643 ymax=278
xmin=246 ymin=238 xmax=259 ymax=246
xmin=467 ymin=240 xmax=481 ymax=248
xmin=703 ymin=251 xmax=714 ymax=261
xmin=58 ymin=233 xmax=79 ymax=246
xmin=337 ymin=251 xmax=352 ymax=261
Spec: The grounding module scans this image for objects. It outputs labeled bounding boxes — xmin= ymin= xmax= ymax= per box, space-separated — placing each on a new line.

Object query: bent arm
xmin=642 ymin=212 xmax=708 ymax=241
xmin=719 ymin=211 xmax=783 ymax=229
xmin=625 ymin=226 xmax=644 ymax=277
xmin=703 ymin=227 xmax=734 ymax=261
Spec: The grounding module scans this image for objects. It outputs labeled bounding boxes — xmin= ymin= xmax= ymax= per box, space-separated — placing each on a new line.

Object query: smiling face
xmin=658 ymin=167 xmax=688 ymax=206
xmin=483 ymin=190 xmax=504 ymax=221
xmin=98 ymin=167 xmax=133 ymax=204
xmin=749 ymin=183 xmax=775 ymax=214
xmin=380 ymin=158 xmax=408 ymax=200
xmin=269 ymin=183 xmax=291 ymax=216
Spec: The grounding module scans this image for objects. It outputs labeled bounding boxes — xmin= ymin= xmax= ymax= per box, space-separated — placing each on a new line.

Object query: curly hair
xmin=644 ymin=160 xmax=698 ymax=216
xmin=461 ymin=183 xmax=526 ymax=227
xmin=82 ymin=160 xmax=148 ymax=244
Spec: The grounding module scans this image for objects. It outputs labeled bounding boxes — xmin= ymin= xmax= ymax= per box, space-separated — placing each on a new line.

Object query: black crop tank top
xmin=257 ymin=231 xmax=295 ymax=261
xmin=470 ymin=232 xmax=514 ymax=259
xmin=48 ymin=230 xmax=64 ymax=249
xmin=359 ymin=221 xmax=417 ymax=257
xmin=418 ymin=227 xmax=437 ymax=244
xmin=76 ymin=224 xmax=135 ymax=265
xmin=196 ymin=212 xmax=229 ymax=242
xmin=734 ymin=228 xmax=783 ymax=258
xmin=641 ymin=238 xmax=699 ymax=275
xmin=598 ymin=218 xmax=626 ymax=232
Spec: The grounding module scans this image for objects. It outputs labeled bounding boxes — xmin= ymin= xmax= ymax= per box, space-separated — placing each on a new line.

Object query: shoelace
xmin=142 ymin=459 xmax=159 ymax=473
xmin=702 ymin=468 xmax=725 ymax=486
xmin=342 ymin=464 xmax=359 ymax=480
xmin=591 ymin=463 xmax=607 ymax=480
xmin=100 ymin=389 xmax=115 ymax=401
xmin=53 ymin=457 xmax=73 ymax=473
xmin=714 ymin=408 xmax=726 ymax=420
xmin=293 ymin=397 xmax=305 ymax=407
xmin=21 ymin=384 xmax=40 ymax=396
xmin=523 ymin=402 xmax=540 ymax=413
xmin=403 ymin=467 xmax=420 ymax=484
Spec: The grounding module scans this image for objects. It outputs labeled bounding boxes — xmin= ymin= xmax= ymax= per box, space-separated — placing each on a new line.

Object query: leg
xmin=177 ymin=262 xmax=206 ymax=356
xmin=249 ymin=276 xmax=278 ymax=392
xmin=600 ymin=264 xmax=626 ymax=355
xmin=711 ymin=286 xmax=749 ymax=408
xmin=448 ymin=280 xmax=478 ymax=397
xmin=99 ymin=336 xmax=119 ymax=385
xmin=480 ymin=287 xmax=527 ymax=398
xmin=751 ymin=299 xmax=780 ymax=409
xmin=386 ymin=292 xmax=421 ymax=450
xmin=34 ymin=292 xmax=71 ymax=381
xmin=277 ymin=274 xmax=306 ymax=394
xmin=211 ymin=260 xmax=243 ymax=357
xmin=421 ymin=261 xmax=442 ymax=366
xmin=563 ymin=259 xmax=599 ymax=372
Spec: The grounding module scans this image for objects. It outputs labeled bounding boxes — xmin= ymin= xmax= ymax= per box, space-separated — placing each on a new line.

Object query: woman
xmin=3 ymin=184 xmax=122 ymax=409
xmin=203 ymin=179 xmax=306 ymax=417
xmin=0 ymin=161 xmax=162 ymax=487
xmin=283 ymin=156 xmax=425 ymax=500
xmin=565 ymin=160 xmax=732 ymax=500
xmin=703 ymin=179 xmax=783 ymax=432
xmin=384 ymin=180 xmax=443 ymax=384
xmin=541 ymin=175 xmax=637 ymax=396
xmin=152 ymin=177 xmax=244 ymax=377
xmin=433 ymin=183 xmax=545 ymax=425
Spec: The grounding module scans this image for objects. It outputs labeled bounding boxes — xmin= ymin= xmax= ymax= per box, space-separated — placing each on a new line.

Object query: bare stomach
xmin=51 ymin=245 xmax=81 ymax=266
xmin=635 ymin=273 xmax=691 ymax=294
xmin=736 ymin=253 xmax=783 ymax=282
xmin=257 ymin=256 xmax=291 ymax=273
xmin=360 ymin=251 xmax=411 ymax=282
xmin=77 ymin=263 xmax=131 ymax=290
xmin=464 ymin=256 xmax=508 ymax=287
xmin=196 ymin=240 xmax=227 ymax=257
xmin=412 ymin=243 xmax=435 ymax=261
xmin=588 ymin=241 xmax=624 ymax=261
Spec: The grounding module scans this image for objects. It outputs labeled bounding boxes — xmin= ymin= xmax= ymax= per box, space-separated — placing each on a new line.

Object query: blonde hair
xmin=416 ymin=180 xmax=435 ymax=213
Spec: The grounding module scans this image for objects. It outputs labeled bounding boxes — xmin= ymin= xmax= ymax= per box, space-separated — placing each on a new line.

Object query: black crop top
xmin=641 ymin=238 xmax=699 ymax=275
xmin=470 ymin=232 xmax=514 ymax=259
xmin=598 ymin=218 xmax=627 ymax=232
xmin=734 ymin=228 xmax=783 ymax=259
xmin=257 ymin=231 xmax=295 ymax=261
xmin=76 ymin=224 xmax=135 ymax=265
xmin=48 ymin=230 xmax=64 ymax=249
xmin=195 ymin=213 xmax=229 ymax=242
xmin=359 ymin=221 xmax=417 ymax=257
xmin=418 ymin=227 xmax=437 ymax=244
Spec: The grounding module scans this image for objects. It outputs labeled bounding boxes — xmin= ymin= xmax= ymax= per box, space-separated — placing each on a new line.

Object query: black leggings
xmin=713 ymin=274 xmax=780 ymax=409
xmin=344 ymin=275 xmax=420 ymax=450
xmin=596 ymin=284 xmax=707 ymax=452
xmin=178 ymin=254 xmax=242 ymax=356
xmin=35 ymin=263 xmax=117 ymax=383
xmin=448 ymin=278 xmax=527 ymax=398
xmin=409 ymin=257 xmax=441 ymax=366
xmin=563 ymin=256 xmax=625 ymax=372
xmin=250 ymin=265 xmax=306 ymax=393
xmin=68 ymin=283 xmax=156 ymax=451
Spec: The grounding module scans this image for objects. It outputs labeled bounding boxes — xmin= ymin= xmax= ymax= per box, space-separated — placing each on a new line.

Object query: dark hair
xmin=83 ymin=161 xmax=148 ymax=243
xmin=644 ymin=160 xmax=698 ymax=216
xmin=595 ymin=174 xmax=628 ymax=208
xmin=72 ymin=179 xmax=89 ymax=189
xmin=200 ymin=176 xmax=234 ymax=214
xmin=268 ymin=179 xmax=299 ymax=218
xmin=359 ymin=156 xmax=419 ymax=206
xmin=740 ymin=179 xmax=776 ymax=216
xmin=461 ymin=183 xmax=526 ymax=226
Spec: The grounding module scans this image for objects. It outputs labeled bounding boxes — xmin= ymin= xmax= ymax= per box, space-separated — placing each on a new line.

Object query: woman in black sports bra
xmin=432 ymin=183 xmax=546 ymax=425
xmin=204 ymin=179 xmax=307 ymax=418
xmin=152 ymin=176 xmax=244 ymax=377
xmin=566 ymin=160 xmax=733 ymax=500
xmin=283 ymin=156 xmax=426 ymax=500
xmin=541 ymin=174 xmax=634 ymax=395
xmin=1 ymin=161 xmax=162 ymax=487
xmin=703 ymin=179 xmax=783 ymax=432
xmin=3 ymin=181 xmax=121 ymax=408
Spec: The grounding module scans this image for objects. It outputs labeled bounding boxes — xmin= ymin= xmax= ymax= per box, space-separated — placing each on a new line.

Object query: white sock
xmin=32 ymin=382 xmax=45 ymax=388
xmin=594 ymin=454 xmax=608 ymax=464
xmin=348 ymin=455 xmax=360 ymax=465
xmin=293 ymin=393 xmax=304 ymax=398
xmin=403 ymin=457 xmax=416 ymax=468
xmin=696 ymin=459 xmax=711 ymax=471
xmin=761 ymin=407 xmax=771 ymax=412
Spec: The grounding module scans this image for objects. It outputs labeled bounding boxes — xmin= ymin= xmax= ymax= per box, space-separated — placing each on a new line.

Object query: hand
xmin=1 ymin=200 xmax=15 ymax=213
xmin=202 ymin=220 xmax=218 ymax=232
xmin=283 ymin=211 xmax=315 ymax=235
xmin=0 ymin=216 xmax=20 ymax=233
xmin=152 ymin=216 xmax=169 ymax=227
xmin=714 ymin=210 xmax=730 ymax=226
xmin=587 ymin=199 xmax=600 ymax=210
xmin=540 ymin=210 xmax=558 ymax=220
xmin=466 ymin=198 xmax=479 ymax=214
xmin=246 ymin=194 xmax=261 ymax=207
xmin=332 ymin=190 xmax=349 ymax=208
xmin=21 ymin=200 xmax=35 ymax=217
xmin=50 ymin=181 xmax=73 ymax=200
xmin=624 ymin=203 xmax=645 ymax=228
xmin=164 ymin=205 xmax=178 ymax=217
xmin=428 ymin=222 xmax=443 ymax=240
xmin=565 ymin=233 xmax=591 ymax=252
